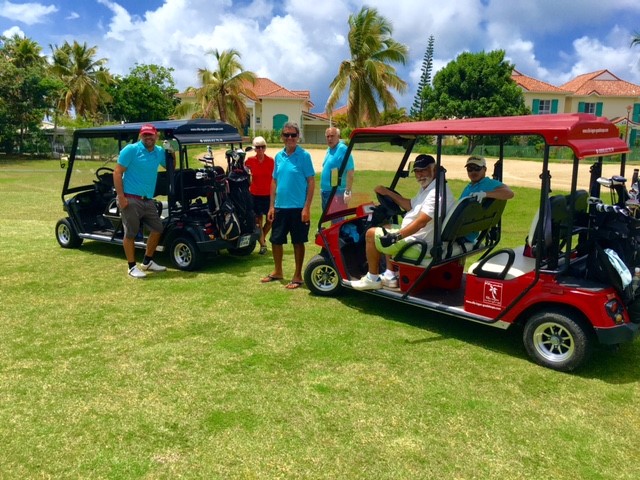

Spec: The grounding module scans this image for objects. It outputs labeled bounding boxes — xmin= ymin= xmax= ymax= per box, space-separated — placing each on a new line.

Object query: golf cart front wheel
xmin=304 ymin=254 xmax=342 ymax=297
xmin=55 ymin=218 xmax=83 ymax=248
xmin=523 ymin=310 xmax=592 ymax=372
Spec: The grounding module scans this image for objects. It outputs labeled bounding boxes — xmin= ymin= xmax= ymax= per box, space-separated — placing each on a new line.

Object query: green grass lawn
xmin=1 ymin=160 xmax=639 ymax=479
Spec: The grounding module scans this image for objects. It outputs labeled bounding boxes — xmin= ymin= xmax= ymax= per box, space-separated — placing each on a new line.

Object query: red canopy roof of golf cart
xmin=350 ymin=113 xmax=630 ymax=159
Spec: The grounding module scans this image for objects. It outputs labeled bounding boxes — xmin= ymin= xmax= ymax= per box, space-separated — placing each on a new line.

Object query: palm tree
xmin=632 ymin=32 xmax=640 ymax=49
xmin=2 ymin=34 xmax=46 ymax=68
xmin=326 ymin=6 xmax=408 ymax=128
xmin=177 ymin=49 xmax=256 ymax=131
xmin=49 ymin=40 xmax=114 ymax=119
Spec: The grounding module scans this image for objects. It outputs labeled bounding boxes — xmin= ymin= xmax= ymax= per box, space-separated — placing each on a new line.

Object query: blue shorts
xmin=270 ymin=208 xmax=310 ymax=245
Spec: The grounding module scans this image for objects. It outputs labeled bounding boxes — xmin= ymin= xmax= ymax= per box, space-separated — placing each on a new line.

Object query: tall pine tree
xmin=410 ymin=35 xmax=435 ymax=120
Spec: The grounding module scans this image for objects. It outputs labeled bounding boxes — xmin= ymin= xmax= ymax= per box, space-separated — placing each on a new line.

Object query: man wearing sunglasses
xmin=461 ymin=155 xmax=514 ymax=203
xmin=261 ymin=122 xmax=315 ymax=289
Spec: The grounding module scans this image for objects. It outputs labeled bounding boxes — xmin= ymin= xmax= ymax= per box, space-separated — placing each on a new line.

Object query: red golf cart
xmin=304 ymin=113 xmax=639 ymax=371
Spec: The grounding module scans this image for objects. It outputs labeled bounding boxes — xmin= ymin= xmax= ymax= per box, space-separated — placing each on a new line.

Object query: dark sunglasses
xmin=254 ymin=145 xmax=266 ymax=149
xmin=466 ymin=165 xmax=483 ymax=172
xmin=282 ymin=132 xmax=298 ymax=138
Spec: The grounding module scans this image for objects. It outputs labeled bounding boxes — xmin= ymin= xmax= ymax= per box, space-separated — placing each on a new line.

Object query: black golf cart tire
xmin=304 ymin=254 xmax=343 ymax=297
xmin=228 ymin=240 xmax=257 ymax=256
xmin=523 ymin=309 xmax=592 ymax=372
xmin=56 ymin=218 xmax=83 ymax=248
xmin=169 ymin=235 xmax=203 ymax=271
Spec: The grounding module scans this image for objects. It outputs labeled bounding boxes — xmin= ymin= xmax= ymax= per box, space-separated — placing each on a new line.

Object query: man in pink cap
xmin=113 ymin=123 xmax=170 ymax=278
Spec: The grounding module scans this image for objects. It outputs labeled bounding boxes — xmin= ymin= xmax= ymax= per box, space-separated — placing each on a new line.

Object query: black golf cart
xmin=55 ymin=119 xmax=260 ymax=270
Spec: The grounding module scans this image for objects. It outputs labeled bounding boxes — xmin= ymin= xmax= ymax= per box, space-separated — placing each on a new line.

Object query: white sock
xmin=367 ymin=272 xmax=380 ymax=281
xmin=383 ymin=269 xmax=396 ymax=279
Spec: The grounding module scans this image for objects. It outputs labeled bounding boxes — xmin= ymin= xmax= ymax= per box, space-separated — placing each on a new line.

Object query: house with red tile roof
xmin=177 ymin=77 xmax=330 ymax=143
xmin=512 ymin=69 xmax=640 ymax=145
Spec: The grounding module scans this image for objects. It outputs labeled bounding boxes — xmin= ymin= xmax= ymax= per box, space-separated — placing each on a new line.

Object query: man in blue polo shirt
xmin=113 ymin=123 xmax=170 ymax=278
xmin=321 ymin=126 xmax=354 ymax=217
xmin=460 ymin=155 xmax=514 ymax=202
xmin=460 ymin=155 xmax=514 ymax=242
xmin=261 ymin=122 xmax=315 ymax=289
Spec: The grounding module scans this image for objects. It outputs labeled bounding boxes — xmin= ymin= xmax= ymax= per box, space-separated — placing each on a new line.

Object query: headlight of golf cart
xmin=605 ymin=298 xmax=625 ymax=325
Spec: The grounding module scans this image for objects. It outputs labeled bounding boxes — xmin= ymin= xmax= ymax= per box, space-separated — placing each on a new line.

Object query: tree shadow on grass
xmin=334 ymin=289 xmax=640 ymax=384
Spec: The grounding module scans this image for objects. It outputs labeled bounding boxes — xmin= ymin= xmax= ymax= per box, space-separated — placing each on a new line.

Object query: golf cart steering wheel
xmin=376 ymin=189 xmax=404 ymax=216
xmin=95 ymin=166 xmax=114 ymax=181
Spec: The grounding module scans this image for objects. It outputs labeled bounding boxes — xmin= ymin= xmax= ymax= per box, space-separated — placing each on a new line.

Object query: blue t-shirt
xmin=117 ymin=141 xmax=166 ymax=198
xmin=460 ymin=176 xmax=504 ymax=198
xmin=273 ymin=145 xmax=315 ymax=208
xmin=320 ymin=142 xmax=355 ymax=192
xmin=460 ymin=176 xmax=505 ymax=241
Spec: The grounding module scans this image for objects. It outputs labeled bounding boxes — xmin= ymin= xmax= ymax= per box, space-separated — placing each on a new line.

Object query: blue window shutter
xmin=596 ymin=102 xmax=603 ymax=116
xmin=551 ymin=99 xmax=558 ymax=114
xmin=578 ymin=102 xmax=585 ymax=113
xmin=532 ymin=99 xmax=540 ymax=114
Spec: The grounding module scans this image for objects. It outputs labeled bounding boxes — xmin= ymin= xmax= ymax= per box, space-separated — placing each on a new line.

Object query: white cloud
xmin=2 ymin=24 xmax=23 ymax=37
xmin=0 ymin=0 xmax=57 ymax=25
xmin=66 ymin=12 xmax=80 ymax=20
xmin=7 ymin=0 xmax=640 ymax=112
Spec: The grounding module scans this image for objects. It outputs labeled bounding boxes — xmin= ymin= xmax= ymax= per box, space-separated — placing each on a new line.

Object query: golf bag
xmin=208 ymin=169 xmax=241 ymax=241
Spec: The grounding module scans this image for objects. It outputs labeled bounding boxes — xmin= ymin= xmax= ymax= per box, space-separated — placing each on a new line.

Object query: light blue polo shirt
xmin=273 ymin=145 xmax=315 ymax=208
xmin=117 ymin=141 xmax=166 ymax=198
xmin=460 ymin=176 xmax=504 ymax=198
xmin=321 ymin=142 xmax=355 ymax=192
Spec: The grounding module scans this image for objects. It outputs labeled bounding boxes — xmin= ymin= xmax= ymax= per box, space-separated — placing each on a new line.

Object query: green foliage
xmin=106 ymin=64 xmax=179 ymax=122
xmin=423 ymin=50 xmax=528 ymax=152
xmin=410 ymin=34 xmax=435 ymax=120
xmin=326 ymin=6 xmax=408 ymax=128
xmin=0 ymin=36 xmax=62 ymax=154
xmin=424 ymin=50 xmax=527 ymax=121
xmin=49 ymin=40 xmax=114 ymax=120
xmin=175 ymin=49 xmax=256 ymax=132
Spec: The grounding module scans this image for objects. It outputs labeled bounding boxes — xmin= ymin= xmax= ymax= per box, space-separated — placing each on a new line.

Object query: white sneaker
xmin=140 ymin=260 xmax=167 ymax=272
xmin=351 ymin=275 xmax=382 ymax=290
xmin=382 ymin=275 xmax=399 ymax=289
xmin=128 ymin=265 xmax=147 ymax=278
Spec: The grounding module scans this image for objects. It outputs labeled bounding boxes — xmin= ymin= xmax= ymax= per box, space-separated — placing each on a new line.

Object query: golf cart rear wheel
xmin=169 ymin=235 xmax=203 ymax=271
xmin=304 ymin=254 xmax=342 ymax=297
xmin=55 ymin=218 xmax=83 ymax=248
xmin=523 ymin=310 xmax=592 ymax=372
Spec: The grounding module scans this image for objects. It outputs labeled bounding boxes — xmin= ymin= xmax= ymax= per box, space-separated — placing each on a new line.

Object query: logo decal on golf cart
xmin=483 ymin=281 xmax=503 ymax=306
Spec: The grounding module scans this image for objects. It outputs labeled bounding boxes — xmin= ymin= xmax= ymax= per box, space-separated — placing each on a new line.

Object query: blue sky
xmin=2 ymin=0 xmax=640 ymax=115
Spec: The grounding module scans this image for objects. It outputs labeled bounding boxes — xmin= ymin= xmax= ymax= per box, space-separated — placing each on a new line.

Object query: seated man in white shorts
xmin=351 ymin=154 xmax=455 ymax=290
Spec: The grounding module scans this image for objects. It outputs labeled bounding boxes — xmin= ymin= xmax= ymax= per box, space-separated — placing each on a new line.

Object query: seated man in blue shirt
xmin=460 ymin=155 xmax=514 ymax=202
xmin=460 ymin=155 xmax=514 ymax=242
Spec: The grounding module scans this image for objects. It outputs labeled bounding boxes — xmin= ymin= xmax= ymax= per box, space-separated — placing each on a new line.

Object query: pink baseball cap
xmin=140 ymin=124 xmax=157 ymax=135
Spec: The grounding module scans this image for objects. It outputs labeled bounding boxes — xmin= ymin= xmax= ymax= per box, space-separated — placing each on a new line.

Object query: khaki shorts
xmin=117 ymin=196 xmax=164 ymax=239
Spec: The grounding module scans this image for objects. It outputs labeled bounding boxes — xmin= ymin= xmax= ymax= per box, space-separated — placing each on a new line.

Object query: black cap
xmin=413 ymin=154 xmax=435 ymax=171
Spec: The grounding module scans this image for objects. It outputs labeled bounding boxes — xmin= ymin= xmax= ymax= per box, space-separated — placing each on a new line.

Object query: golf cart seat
xmin=388 ymin=197 xmax=507 ymax=293
xmin=467 ymin=192 xmax=588 ymax=280
xmin=392 ymin=196 xmax=507 ymax=267
xmin=174 ymin=169 xmax=211 ymax=204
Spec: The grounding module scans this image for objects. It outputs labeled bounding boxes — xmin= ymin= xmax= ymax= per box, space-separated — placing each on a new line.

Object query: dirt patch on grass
xmin=302 ymin=148 xmax=633 ymax=191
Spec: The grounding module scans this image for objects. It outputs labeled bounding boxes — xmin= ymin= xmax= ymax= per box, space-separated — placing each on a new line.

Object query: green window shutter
xmin=532 ymin=99 xmax=540 ymax=114
xmin=578 ymin=102 xmax=585 ymax=113
xmin=273 ymin=114 xmax=288 ymax=131
xmin=596 ymin=102 xmax=603 ymax=116
xmin=630 ymin=129 xmax=637 ymax=147
xmin=633 ymin=103 xmax=640 ymax=123
xmin=551 ymin=99 xmax=558 ymax=114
